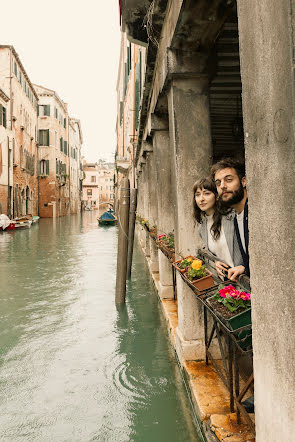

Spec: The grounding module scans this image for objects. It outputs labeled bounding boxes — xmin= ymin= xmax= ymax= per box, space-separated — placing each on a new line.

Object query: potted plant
xmin=207 ymin=284 xmax=252 ymax=348
xmin=150 ymin=225 xmax=157 ymax=239
xmin=184 ymin=259 xmax=214 ymax=292
xmin=173 ymin=256 xmax=195 ymax=273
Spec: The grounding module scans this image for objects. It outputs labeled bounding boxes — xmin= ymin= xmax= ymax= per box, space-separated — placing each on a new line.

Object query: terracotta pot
xmin=185 ymin=269 xmax=214 ymax=292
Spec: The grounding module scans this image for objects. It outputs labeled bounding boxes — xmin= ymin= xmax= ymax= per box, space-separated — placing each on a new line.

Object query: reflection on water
xmin=0 ymin=212 xmax=202 ymax=441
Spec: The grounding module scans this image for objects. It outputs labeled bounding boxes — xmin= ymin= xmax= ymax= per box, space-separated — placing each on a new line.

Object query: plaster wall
xmin=0 ymin=47 xmax=39 ymax=217
xmin=36 ymin=90 xmax=69 ymax=217
xmin=237 ymin=0 xmax=295 ymax=439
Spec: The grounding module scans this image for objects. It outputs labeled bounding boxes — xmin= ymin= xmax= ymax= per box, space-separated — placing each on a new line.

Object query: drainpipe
xmin=68 ymin=116 xmax=71 ymax=214
xmin=8 ymin=49 xmax=12 ymax=217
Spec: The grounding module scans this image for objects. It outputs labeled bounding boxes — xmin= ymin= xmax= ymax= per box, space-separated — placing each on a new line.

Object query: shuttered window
xmin=134 ymin=52 xmax=142 ymax=130
xmin=119 ymin=101 xmax=123 ymax=125
xmin=40 ymin=159 xmax=50 ymax=175
xmin=38 ymin=105 xmax=50 ymax=116
xmin=39 ymin=129 xmax=50 ymax=146
xmin=60 ymin=137 xmax=63 ymax=152
xmin=64 ymin=118 xmax=66 ymax=128
xmin=64 ymin=140 xmax=67 ymax=155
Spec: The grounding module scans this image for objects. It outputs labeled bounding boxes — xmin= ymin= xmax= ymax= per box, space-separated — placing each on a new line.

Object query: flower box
xmin=173 ymin=256 xmax=196 ymax=273
xmin=207 ymin=289 xmax=252 ymax=350
xmin=184 ymin=269 xmax=214 ymax=292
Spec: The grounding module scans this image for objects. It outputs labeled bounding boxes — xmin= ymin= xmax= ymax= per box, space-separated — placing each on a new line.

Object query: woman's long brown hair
xmin=192 ymin=177 xmax=227 ymax=240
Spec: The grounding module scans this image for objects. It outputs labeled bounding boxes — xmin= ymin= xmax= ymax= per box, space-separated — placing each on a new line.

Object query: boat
xmin=97 ymin=210 xmax=117 ymax=226
xmin=14 ymin=220 xmax=32 ymax=229
xmin=0 ymin=214 xmax=15 ymax=231
xmin=32 ymin=216 xmax=40 ymax=224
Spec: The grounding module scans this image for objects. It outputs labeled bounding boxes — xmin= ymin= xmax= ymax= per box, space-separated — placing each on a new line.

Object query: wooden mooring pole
xmin=115 ymin=178 xmax=130 ymax=303
xmin=126 ymin=188 xmax=137 ymax=279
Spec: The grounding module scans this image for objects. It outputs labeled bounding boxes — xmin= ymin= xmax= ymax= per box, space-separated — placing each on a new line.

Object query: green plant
xmin=187 ymin=265 xmax=207 ymax=281
xmin=178 ymin=257 xmax=193 ymax=269
xmin=213 ymin=285 xmax=251 ymax=313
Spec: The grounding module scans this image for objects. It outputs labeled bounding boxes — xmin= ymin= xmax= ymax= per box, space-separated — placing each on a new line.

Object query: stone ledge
xmin=138 ymin=231 xmax=255 ymax=441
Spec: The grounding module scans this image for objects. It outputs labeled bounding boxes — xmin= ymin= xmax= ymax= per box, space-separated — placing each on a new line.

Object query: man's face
xmin=214 ymin=167 xmax=246 ymax=206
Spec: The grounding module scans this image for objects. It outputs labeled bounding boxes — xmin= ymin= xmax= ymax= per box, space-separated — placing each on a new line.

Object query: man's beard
xmin=221 ymin=182 xmax=244 ymax=207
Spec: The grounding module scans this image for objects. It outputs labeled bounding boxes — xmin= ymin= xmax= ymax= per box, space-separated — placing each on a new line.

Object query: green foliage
xmin=187 ymin=265 xmax=207 ymax=281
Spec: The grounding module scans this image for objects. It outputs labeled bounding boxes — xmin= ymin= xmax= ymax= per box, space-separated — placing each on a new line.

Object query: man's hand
xmin=227 ymin=265 xmax=245 ymax=281
xmin=216 ymin=260 xmax=229 ymax=278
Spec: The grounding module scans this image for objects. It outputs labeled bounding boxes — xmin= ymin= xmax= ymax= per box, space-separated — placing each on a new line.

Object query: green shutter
xmin=2 ymin=106 xmax=5 ymax=128
xmin=64 ymin=118 xmax=66 ymax=128
xmin=46 ymin=160 xmax=49 ymax=175
xmin=45 ymin=105 xmax=50 ymax=116
xmin=46 ymin=129 xmax=50 ymax=146
xmin=120 ymin=101 xmax=123 ymax=125
xmin=134 ymin=60 xmax=141 ymax=130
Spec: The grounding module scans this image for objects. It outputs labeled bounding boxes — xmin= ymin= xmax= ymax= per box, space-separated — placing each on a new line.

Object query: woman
xmin=193 ymin=177 xmax=244 ymax=279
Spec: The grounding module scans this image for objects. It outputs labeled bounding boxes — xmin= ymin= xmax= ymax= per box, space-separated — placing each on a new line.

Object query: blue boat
xmin=97 ymin=210 xmax=117 ymax=226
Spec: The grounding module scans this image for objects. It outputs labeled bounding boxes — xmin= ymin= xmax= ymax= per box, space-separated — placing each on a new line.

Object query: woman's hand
xmin=227 ymin=265 xmax=245 ymax=281
xmin=216 ymin=261 xmax=229 ymax=277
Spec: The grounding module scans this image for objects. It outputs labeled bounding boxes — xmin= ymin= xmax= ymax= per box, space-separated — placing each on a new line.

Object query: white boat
xmin=32 ymin=216 xmax=40 ymax=224
xmin=14 ymin=220 xmax=32 ymax=229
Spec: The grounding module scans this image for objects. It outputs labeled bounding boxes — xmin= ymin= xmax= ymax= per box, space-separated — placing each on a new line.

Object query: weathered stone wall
xmin=0 ymin=184 xmax=8 ymax=214
xmin=237 ymin=0 xmax=295 ymax=439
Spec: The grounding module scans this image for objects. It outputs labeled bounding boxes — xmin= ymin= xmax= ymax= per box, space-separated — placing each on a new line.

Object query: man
xmin=211 ymin=158 xmax=249 ymax=281
xmin=211 ymin=158 xmax=254 ymax=414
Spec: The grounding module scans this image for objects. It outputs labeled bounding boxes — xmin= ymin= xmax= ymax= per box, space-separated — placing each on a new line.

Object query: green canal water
xmin=0 ymin=212 xmax=203 ymax=441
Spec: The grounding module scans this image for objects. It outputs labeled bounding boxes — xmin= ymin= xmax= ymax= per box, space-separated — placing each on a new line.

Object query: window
xmin=40 ymin=159 xmax=49 ymax=175
xmin=60 ymin=137 xmax=63 ymax=152
xmin=64 ymin=140 xmax=67 ymax=155
xmin=39 ymin=129 xmax=50 ymax=146
xmin=64 ymin=118 xmax=66 ymax=128
xmin=39 ymin=105 xmax=50 ymax=116
xmin=0 ymin=105 xmax=7 ymax=128
xmin=105 ymin=178 xmax=108 ymax=182
xmin=110 ymin=194 xmax=114 ymax=199
xmin=55 ymin=107 xmax=58 ymax=119
xmin=87 ymin=189 xmax=92 ymax=195
xmin=91 ymin=176 xmax=96 ymax=183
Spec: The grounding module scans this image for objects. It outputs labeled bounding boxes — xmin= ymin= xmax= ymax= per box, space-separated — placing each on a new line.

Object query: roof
xmin=33 ymin=83 xmax=67 ymax=112
xmin=0 ymin=45 xmax=39 ymax=101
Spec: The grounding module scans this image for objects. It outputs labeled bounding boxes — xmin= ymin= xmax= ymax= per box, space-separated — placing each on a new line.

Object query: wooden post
xmin=126 ymin=188 xmax=137 ymax=279
xmin=115 ymin=178 xmax=130 ymax=303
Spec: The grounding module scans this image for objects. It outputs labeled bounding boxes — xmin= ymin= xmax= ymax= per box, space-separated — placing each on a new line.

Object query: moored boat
xmin=0 ymin=214 xmax=15 ymax=231
xmin=32 ymin=216 xmax=40 ymax=224
xmin=97 ymin=210 xmax=117 ymax=226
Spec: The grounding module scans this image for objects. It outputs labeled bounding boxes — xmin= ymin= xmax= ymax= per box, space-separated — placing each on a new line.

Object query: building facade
xmin=115 ymin=33 xmax=146 ymax=205
xmin=118 ymin=1 xmax=295 ymax=440
xmin=69 ymin=118 xmax=83 ymax=214
xmin=34 ymin=84 xmax=70 ymax=218
xmin=0 ymin=45 xmax=39 ymax=218
xmin=82 ymin=163 xmax=99 ymax=209
xmin=0 ymin=88 xmax=11 ymax=215
xmin=97 ymin=160 xmax=114 ymax=209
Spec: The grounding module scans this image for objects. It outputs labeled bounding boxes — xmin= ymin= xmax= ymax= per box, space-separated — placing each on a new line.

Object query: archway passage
xmin=209 ymin=8 xmax=244 ymax=162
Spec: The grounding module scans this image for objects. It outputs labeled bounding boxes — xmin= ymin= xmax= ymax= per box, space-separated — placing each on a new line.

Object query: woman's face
xmin=195 ymin=187 xmax=216 ymax=214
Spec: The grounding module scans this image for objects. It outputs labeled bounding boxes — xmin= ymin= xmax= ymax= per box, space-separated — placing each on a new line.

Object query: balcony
xmin=115 ymin=155 xmax=130 ymax=173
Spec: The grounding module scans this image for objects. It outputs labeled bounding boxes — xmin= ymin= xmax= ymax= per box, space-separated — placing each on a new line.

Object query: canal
xmin=0 ymin=212 xmax=203 ymax=441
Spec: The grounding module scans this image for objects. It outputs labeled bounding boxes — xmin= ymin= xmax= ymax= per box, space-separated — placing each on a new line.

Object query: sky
xmin=1 ymin=0 xmax=121 ymax=163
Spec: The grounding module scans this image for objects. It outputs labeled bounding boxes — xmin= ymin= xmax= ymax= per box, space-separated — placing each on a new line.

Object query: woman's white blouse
xmin=206 ymin=214 xmax=234 ymax=268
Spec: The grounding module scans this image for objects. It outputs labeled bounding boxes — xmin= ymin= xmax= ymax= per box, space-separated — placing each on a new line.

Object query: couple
xmin=193 ymin=158 xmax=249 ymax=281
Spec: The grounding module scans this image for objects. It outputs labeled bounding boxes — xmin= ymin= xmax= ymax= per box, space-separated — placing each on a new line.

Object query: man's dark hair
xmin=211 ymin=158 xmax=245 ymax=182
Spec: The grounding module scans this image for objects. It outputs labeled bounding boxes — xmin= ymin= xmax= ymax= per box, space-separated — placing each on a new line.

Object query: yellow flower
xmin=187 ymin=257 xmax=193 ymax=262
xmin=191 ymin=259 xmax=203 ymax=270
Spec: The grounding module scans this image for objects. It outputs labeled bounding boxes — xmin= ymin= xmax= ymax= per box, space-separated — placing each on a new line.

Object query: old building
xmin=82 ymin=162 xmax=99 ymax=209
xmin=69 ymin=118 xmax=83 ymax=214
xmin=0 ymin=45 xmax=39 ymax=217
xmin=0 ymin=88 xmax=11 ymax=215
xmin=117 ymin=0 xmax=295 ymax=440
xmin=97 ymin=160 xmax=114 ymax=209
xmin=115 ymin=32 xmax=146 ymax=205
xmin=34 ymin=84 xmax=70 ymax=218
